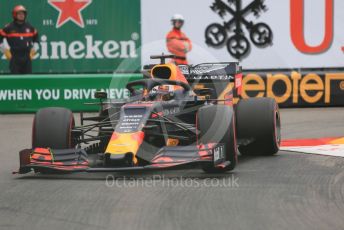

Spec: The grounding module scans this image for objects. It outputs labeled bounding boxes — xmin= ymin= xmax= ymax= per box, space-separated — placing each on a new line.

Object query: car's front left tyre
xmin=197 ymin=105 xmax=237 ymax=173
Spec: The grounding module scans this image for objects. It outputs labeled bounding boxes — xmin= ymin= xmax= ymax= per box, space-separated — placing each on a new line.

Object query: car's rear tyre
xmin=197 ymin=105 xmax=237 ymax=173
xmin=236 ymin=98 xmax=281 ymax=156
xmin=32 ymin=107 xmax=75 ymax=149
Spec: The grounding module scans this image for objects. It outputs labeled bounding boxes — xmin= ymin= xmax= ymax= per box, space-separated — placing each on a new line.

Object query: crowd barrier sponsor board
xmin=0 ymin=74 xmax=140 ymax=113
xmin=0 ymin=71 xmax=343 ymax=113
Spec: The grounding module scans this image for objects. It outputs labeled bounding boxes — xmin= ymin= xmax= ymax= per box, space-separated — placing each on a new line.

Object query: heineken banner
xmin=0 ymin=0 xmax=141 ymax=73
xmin=0 ymin=74 xmax=140 ymax=113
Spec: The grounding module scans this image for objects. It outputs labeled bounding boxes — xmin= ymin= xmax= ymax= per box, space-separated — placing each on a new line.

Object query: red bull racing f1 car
xmin=17 ymin=55 xmax=281 ymax=174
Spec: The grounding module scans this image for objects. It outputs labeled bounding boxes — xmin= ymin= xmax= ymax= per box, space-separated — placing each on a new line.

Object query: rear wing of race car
xmin=143 ymin=62 xmax=242 ymax=82
xmin=178 ymin=62 xmax=242 ymax=83
xmin=178 ymin=63 xmax=243 ymax=99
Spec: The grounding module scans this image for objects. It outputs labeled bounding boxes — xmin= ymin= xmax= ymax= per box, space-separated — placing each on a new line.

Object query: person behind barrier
xmin=166 ymin=14 xmax=192 ymax=65
xmin=0 ymin=5 xmax=39 ymax=74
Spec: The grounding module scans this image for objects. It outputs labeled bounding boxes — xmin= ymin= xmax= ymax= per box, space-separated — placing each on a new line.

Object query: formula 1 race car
xmin=16 ymin=55 xmax=281 ymax=174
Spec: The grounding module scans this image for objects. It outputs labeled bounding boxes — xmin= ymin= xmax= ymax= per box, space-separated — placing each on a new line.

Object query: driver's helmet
xmin=149 ymin=85 xmax=174 ymax=101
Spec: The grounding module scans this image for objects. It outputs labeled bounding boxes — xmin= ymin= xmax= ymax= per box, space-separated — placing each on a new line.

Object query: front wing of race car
xmin=15 ymin=143 xmax=229 ymax=174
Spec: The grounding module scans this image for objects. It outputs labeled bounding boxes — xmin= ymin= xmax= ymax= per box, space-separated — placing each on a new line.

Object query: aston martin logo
xmin=205 ymin=0 xmax=273 ymax=60
xmin=48 ymin=0 xmax=92 ymax=28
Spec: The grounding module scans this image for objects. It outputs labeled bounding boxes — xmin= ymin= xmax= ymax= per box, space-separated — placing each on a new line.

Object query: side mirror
xmin=193 ymin=88 xmax=214 ymax=97
xmin=143 ymin=125 xmax=159 ymax=130
xmin=94 ymin=91 xmax=108 ymax=99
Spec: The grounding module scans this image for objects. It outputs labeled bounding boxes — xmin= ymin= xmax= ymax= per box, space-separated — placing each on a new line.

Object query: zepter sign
xmin=242 ymin=72 xmax=344 ymax=105
xmin=215 ymin=71 xmax=344 ymax=107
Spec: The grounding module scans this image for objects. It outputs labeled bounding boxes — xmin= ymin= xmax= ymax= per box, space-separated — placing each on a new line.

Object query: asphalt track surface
xmin=0 ymin=108 xmax=343 ymax=230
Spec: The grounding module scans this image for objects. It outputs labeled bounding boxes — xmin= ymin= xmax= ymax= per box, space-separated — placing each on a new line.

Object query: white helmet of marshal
xmin=171 ymin=14 xmax=185 ymax=22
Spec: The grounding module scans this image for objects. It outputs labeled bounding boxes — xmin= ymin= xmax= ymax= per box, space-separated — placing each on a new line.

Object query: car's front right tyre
xmin=32 ymin=107 xmax=75 ymax=149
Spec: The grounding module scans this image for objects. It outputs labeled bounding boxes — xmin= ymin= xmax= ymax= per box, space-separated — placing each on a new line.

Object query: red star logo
xmin=48 ymin=0 xmax=92 ymax=28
